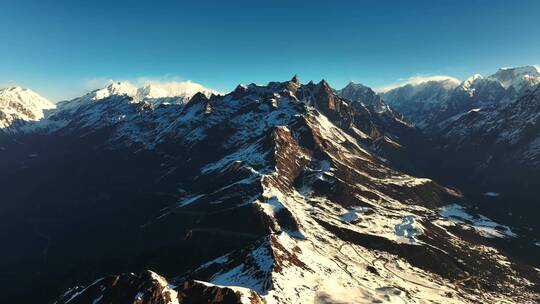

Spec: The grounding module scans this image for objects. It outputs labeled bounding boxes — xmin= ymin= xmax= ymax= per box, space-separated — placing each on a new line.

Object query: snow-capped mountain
xmin=0 ymin=80 xmax=216 ymax=136
xmin=380 ymin=77 xmax=460 ymax=127
xmin=0 ymin=86 xmax=55 ymax=130
xmin=10 ymin=80 xmax=218 ymax=143
xmin=89 ymin=80 xmax=218 ymax=103
xmin=381 ymin=66 xmax=540 ymax=127
xmin=55 ymin=80 xmax=217 ymax=112
xmin=1 ymin=76 xmax=538 ymax=303
xmin=435 ymin=74 xmax=508 ymax=125
xmin=488 ymin=65 xmax=540 ymax=92
xmin=136 ymin=81 xmax=218 ymax=101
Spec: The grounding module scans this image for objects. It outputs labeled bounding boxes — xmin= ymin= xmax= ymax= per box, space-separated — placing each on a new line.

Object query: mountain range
xmin=380 ymin=66 xmax=540 ymax=128
xmin=1 ymin=69 xmax=539 ymax=303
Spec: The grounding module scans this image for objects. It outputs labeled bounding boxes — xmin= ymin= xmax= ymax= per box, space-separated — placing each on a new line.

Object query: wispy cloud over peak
xmin=81 ymin=75 xmax=219 ymax=97
xmin=376 ymin=75 xmax=461 ymax=93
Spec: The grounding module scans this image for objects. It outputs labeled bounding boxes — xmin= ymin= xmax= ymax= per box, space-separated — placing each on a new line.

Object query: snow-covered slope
xmin=0 ymin=86 xmax=55 ymax=130
xmin=22 ymin=76 xmax=535 ymax=304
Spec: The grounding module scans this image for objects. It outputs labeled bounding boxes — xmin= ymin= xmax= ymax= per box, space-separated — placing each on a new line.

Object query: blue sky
xmin=1 ymin=0 xmax=540 ymax=101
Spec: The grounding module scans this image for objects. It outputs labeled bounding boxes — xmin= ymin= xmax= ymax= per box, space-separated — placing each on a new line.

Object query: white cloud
xmin=130 ymin=75 xmax=192 ymax=87
xmin=82 ymin=75 xmax=193 ymax=92
xmin=79 ymin=75 xmax=220 ymax=100
xmin=375 ymin=75 xmax=461 ymax=93
xmin=82 ymin=75 xmax=219 ymax=96
xmin=83 ymin=77 xmax=114 ymax=92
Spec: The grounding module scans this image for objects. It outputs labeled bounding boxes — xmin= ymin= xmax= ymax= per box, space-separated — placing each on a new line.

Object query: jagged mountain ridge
xmin=12 ymin=77 xmax=418 ymax=158
xmin=1 ymin=76 xmax=537 ymax=303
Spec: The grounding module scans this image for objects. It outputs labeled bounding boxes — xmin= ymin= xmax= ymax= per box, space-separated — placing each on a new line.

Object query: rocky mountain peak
xmin=344 ymin=81 xmax=369 ymax=90
xmin=290 ymin=74 xmax=300 ymax=85
xmin=338 ymin=81 xmax=381 ymax=106
xmin=317 ymin=79 xmax=331 ymax=90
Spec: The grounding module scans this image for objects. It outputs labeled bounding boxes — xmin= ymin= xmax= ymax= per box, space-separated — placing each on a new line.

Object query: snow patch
xmin=340 ymin=206 xmax=370 ymax=223
xmin=394 ymin=215 xmax=422 ymax=244
xmin=440 ymin=204 xmax=516 ymax=238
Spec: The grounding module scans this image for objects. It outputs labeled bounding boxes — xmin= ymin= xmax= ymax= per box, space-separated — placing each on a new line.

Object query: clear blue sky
xmin=1 ymin=0 xmax=540 ymax=101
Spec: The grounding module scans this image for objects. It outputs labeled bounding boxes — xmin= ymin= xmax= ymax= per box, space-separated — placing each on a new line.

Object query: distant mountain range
xmin=380 ymin=66 xmax=540 ymax=128
xmin=0 ymin=69 xmax=539 ymax=304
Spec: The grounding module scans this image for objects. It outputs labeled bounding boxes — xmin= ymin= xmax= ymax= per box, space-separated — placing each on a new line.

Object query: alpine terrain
xmin=0 ymin=75 xmax=539 ymax=304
